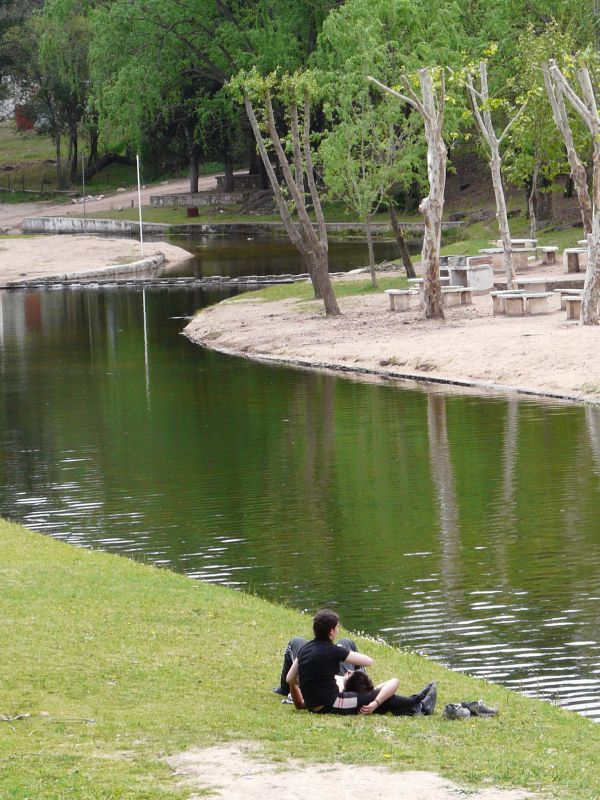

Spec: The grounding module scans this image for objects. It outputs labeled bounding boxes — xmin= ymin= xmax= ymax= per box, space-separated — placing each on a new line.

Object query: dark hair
xmin=313 ymin=609 xmax=340 ymax=641
xmin=344 ymin=671 xmax=374 ymax=693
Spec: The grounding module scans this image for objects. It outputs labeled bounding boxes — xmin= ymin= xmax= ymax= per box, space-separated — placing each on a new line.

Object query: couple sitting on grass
xmin=277 ymin=608 xmax=437 ymax=716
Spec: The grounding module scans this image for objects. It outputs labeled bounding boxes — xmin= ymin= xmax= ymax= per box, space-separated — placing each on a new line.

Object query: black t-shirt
xmin=297 ymin=639 xmax=350 ymax=708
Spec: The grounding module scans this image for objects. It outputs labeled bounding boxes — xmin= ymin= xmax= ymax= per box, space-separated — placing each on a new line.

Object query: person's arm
xmin=285 ymin=657 xmax=306 ymax=709
xmin=286 ymin=657 xmax=299 ymax=686
xmin=359 ymin=677 xmax=400 ymax=715
xmin=344 ymin=651 xmax=373 ymax=668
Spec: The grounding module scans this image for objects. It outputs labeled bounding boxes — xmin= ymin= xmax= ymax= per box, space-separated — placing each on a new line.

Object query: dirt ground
xmin=185 ymin=265 xmax=600 ymax=404
xmin=167 ymin=742 xmax=534 ymax=800
xmin=0 ymin=235 xmax=192 ymax=286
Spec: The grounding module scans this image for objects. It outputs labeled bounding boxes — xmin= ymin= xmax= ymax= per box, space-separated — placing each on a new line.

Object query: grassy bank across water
xmin=2 ymin=517 xmax=600 ymax=799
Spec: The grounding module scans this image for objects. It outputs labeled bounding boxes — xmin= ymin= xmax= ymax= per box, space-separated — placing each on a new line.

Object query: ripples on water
xmin=1 ymin=276 xmax=600 ymax=720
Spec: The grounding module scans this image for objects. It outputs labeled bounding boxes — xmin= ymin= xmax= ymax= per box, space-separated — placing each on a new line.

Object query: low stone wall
xmin=22 ymin=217 xmax=166 ymax=235
xmin=149 ymin=191 xmax=251 ymax=208
xmin=22 ymin=216 xmax=463 ymax=238
xmin=216 ymin=174 xmax=260 ymax=190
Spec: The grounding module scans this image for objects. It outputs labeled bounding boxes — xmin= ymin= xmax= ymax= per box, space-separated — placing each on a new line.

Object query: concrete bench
xmin=517 ymin=278 xmax=547 ymax=294
xmin=554 ymin=288 xmax=583 ymax=310
xmin=385 ymin=288 xmax=417 ymax=312
xmin=503 ymin=293 xmax=527 ymax=316
xmin=441 ymin=286 xmax=472 ymax=307
xmin=490 ymin=289 xmax=524 ymax=315
xmin=524 ymin=292 xmax=554 ymax=315
xmin=564 ymin=248 xmax=587 ymax=273
xmin=565 ymin=295 xmax=583 ymax=320
xmin=541 ymin=246 xmax=559 ymax=265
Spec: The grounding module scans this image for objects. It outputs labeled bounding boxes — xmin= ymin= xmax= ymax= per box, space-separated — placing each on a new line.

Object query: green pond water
xmin=1 ymin=236 xmax=600 ymax=720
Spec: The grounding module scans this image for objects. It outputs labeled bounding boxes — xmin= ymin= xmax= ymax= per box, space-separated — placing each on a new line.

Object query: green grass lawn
xmin=2 ymin=517 xmax=600 ymax=799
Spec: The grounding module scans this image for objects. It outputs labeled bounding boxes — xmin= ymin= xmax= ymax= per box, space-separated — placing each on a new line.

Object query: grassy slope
xmin=2 ymin=518 xmax=600 ymax=799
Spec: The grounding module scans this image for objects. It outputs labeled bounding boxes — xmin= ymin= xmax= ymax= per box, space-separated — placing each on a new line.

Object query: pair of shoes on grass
xmin=442 ymin=700 xmax=499 ymax=720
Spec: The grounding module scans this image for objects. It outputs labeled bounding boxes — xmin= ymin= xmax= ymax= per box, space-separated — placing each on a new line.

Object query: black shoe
xmin=415 ymin=682 xmax=435 ymax=703
xmin=419 ymin=682 xmax=437 ymax=715
xmin=461 ymin=699 xmax=498 ymax=717
xmin=272 ymin=686 xmax=287 ymax=695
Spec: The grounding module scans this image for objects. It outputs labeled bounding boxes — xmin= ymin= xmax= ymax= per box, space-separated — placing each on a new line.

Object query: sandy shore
xmin=185 ymin=272 xmax=600 ymax=404
xmin=0 ymin=235 xmax=192 ymax=286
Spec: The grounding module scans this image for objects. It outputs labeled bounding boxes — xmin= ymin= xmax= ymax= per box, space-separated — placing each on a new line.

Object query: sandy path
xmin=185 ymin=276 xmax=600 ymax=403
xmin=0 ymin=175 xmax=216 ymax=231
xmin=168 ymin=743 xmax=534 ymax=800
xmin=0 ymin=235 xmax=192 ymax=286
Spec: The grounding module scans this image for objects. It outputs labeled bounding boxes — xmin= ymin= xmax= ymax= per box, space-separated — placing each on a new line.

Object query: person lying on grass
xmin=285 ymin=608 xmax=436 ymax=716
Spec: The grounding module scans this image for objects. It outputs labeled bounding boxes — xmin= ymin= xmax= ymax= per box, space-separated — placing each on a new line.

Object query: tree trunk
xmin=89 ymin=127 xmax=99 ymax=166
xmin=183 ymin=123 xmax=199 ymax=193
xmin=581 ymin=142 xmax=600 ymax=324
xmin=70 ymin=129 xmax=78 ymax=184
xmin=365 ymin=214 xmax=377 ymax=288
xmin=544 ymin=64 xmax=593 ymax=234
xmin=528 ymin=162 xmax=539 ymax=239
xmin=420 ymin=138 xmax=446 ymax=319
xmin=243 ymin=93 xmax=340 ymax=316
xmin=418 ymin=71 xmax=446 ymax=320
xmin=55 ymin=133 xmax=63 ymax=188
xmin=389 ymin=204 xmax=416 ymax=277
xmin=224 ymin=158 xmax=234 ymax=191
xmin=490 ymin=152 xmax=517 ymax=289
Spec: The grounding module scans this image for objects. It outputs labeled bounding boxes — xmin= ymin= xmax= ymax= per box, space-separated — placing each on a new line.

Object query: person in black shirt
xmin=286 ymin=609 xmax=435 ymax=716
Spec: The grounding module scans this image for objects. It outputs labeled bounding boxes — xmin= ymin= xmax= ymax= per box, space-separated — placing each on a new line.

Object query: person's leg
xmin=274 ymin=636 xmax=307 ymax=694
xmin=377 ymin=683 xmax=437 ymax=716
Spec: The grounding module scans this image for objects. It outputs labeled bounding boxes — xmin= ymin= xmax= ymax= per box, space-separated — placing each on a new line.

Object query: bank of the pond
xmin=184 ymin=277 xmax=600 ymax=404
xmin=2 ymin=517 xmax=600 ymax=799
xmin=0 ymin=235 xmax=192 ymax=286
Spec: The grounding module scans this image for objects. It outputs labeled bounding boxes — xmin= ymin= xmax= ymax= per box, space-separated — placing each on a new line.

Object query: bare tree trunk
xmin=389 ymin=204 xmax=416 ymax=277
xmin=365 ymin=213 xmax=377 ymax=287
xmin=528 ymin=161 xmax=539 ymax=239
xmin=223 ymin=158 xmax=234 ymax=191
xmin=243 ymin=94 xmax=340 ymax=317
xmin=369 ymin=69 xmax=446 ymax=318
xmin=544 ymin=64 xmax=593 ymax=234
xmin=89 ymin=127 xmax=99 ymax=166
xmin=550 ymin=64 xmax=600 ymax=323
xmin=69 ymin=128 xmax=78 ymax=184
xmin=467 ymin=63 xmax=519 ymax=289
xmin=183 ymin=123 xmax=199 ymax=193
xmin=55 ymin=133 xmax=63 ymax=188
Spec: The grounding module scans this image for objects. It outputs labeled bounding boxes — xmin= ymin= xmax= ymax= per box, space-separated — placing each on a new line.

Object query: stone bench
xmin=525 ymin=292 xmax=554 ymax=315
xmin=554 ymin=288 xmax=583 ymax=310
xmin=491 ymin=289 xmax=524 ymax=315
xmin=492 ymin=291 xmax=553 ymax=316
xmin=565 ymin=295 xmax=583 ymax=320
xmin=441 ymin=286 xmax=472 ymax=307
xmin=385 ymin=288 xmax=417 ymax=312
xmin=448 ymin=255 xmax=494 ymax=290
xmin=541 ymin=246 xmax=559 ymax=265
xmin=517 ymin=278 xmax=547 ymax=294
xmin=564 ymin=248 xmax=587 ymax=273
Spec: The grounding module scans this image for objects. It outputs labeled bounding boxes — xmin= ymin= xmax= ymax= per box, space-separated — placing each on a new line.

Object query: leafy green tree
xmin=320 ymin=90 xmax=422 ymax=286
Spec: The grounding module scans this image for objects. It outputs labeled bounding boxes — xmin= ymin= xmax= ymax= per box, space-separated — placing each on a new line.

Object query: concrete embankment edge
xmin=22 ymin=215 xmax=463 ymax=237
xmin=6 ymin=254 xmax=165 ymax=286
xmin=183 ymin=332 xmax=598 ymax=407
